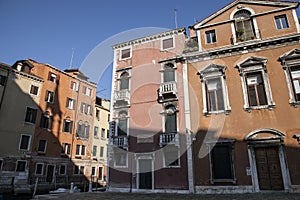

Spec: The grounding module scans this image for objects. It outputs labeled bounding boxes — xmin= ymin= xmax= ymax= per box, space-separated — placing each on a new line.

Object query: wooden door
xmin=255 ymin=147 xmax=284 ymax=190
xmin=139 ymin=159 xmax=152 ymax=189
xmin=46 ymin=165 xmax=55 ymax=183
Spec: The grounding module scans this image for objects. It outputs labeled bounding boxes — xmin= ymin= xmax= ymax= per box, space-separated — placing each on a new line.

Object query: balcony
xmin=232 ymin=29 xmax=260 ymax=44
xmin=113 ymin=136 xmax=128 ymax=149
xmin=158 ymin=81 xmax=177 ymax=103
xmin=159 ymin=133 xmax=179 ymax=147
xmin=114 ymin=89 xmax=130 ymax=107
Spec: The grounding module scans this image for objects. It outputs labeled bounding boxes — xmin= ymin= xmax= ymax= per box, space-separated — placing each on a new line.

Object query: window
xmin=96 ymin=109 xmax=100 ymax=120
xmin=61 ymin=143 xmax=71 ymax=155
xmin=35 ymin=163 xmax=44 ymax=175
xmin=82 ymin=86 xmax=92 ymax=96
xmin=16 ymin=160 xmax=26 ymax=172
xmin=100 ymin=146 xmax=104 ymax=158
xmin=37 ymin=140 xmax=47 ymax=153
xmin=163 ymin=63 xmax=175 ymax=83
xmin=80 ymin=166 xmax=85 ymax=174
xmin=19 ymin=134 xmax=31 ymax=151
xmin=94 ymin=126 xmax=98 ymax=138
xmin=290 ymin=66 xmax=300 ymax=102
xmin=119 ymin=72 xmax=129 ymax=90
xmin=24 ymin=107 xmax=37 ymax=123
xmin=206 ymin=78 xmax=225 ymax=112
xmin=101 ymin=128 xmax=105 ymax=139
xmin=163 ymin=145 xmax=180 ymax=167
xmin=75 ymin=144 xmax=80 ymax=155
xmin=48 ymin=72 xmax=57 ymax=82
xmin=81 ymin=145 xmax=86 ymax=156
xmin=70 ymin=81 xmax=78 ymax=91
xmin=86 ymin=105 xmax=92 ymax=115
xmin=117 ymin=111 xmax=128 ymax=136
xmin=107 ymin=130 xmax=110 ymax=139
xmin=30 ymin=85 xmax=39 ymax=95
xmin=0 ymin=159 xmax=3 ymax=171
xmin=92 ymin=146 xmax=97 ymax=157
xmin=75 ymin=145 xmax=85 ymax=156
xmin=246 ymin=72 xmax=267 ymax=106
xmin=77 ymin=122 xmax=90 ymax=139
xmin=114 ymin=152 xmax=127 ymax=167
xmin=59 ymin=165 xmax=66 ymax=175
xmin=120 ymin=48 xmax=131 ymax=60
xmin=91 ymin=167 xmax=96 ymax=176
xmin=275 ymin=14 xmax=289 ymax=30
xmin=164 ymin=105 xmax=177 ymax=133
xmin=74 ymin=165 xmax=84 ymax=175
xmin=0 ymin=75 xmax=6 ymax=86
xmin=162 ymin=37 xmax=174 ymax=50
xmin=81 ymin=103 xmax=86 ymax=113
xmin=45 ymin=91 xmax=54 ymax=103
xmin=40 ymin=114 xmax=53 ymax=129
xmin=205 ymin=30 xmax=216 ymax=44
xmin=233 ymin=10 xmax=255 ymax=42
xmin=236 ymin=57 xmax=274 ymax=111
xmin=66 ymin=98 xmax=75 ymax=109
xmin=210 ymin=143 xmax=235 ymax=183
xmin=98 ymin=167 xmax=103 ymax=180
xmin=63 ymin=119 xmax=73 ymax=133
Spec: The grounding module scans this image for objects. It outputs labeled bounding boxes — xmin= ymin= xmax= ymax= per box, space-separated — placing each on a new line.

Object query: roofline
xmin=112 ymin=27 xmax=186 ymax=49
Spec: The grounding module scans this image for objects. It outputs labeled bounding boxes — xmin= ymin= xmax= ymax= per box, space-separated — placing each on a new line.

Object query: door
xmin=46 ymin=165 xmax=55 ymax=183
xmin=138 ymin=159 xmax=152 ymax=189
xmin=255 ymin=147 xmax=284 ymax=190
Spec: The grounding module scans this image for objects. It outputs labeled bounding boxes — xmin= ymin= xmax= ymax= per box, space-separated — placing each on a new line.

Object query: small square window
xmin=30 ymin=85 xmax=39 ymax=95
xmin=19 ymin=135 xmax=31 ymax=151
xmin=45 ymin=91 xmax=54 ymax=103
xmin=63 ymin=120 xmax=73 ymax=133
xmin=24 ymin=107 xmax=37 ymax=124
xmin=120 ymin=48 xmax=131 ymax=60
xmin=66 ymin=98 xmax=75 ymax=109
xmin=48 ymin=72 xmax=57 ymax=82
xmin=61 ymin=143 xmax=71 ymax=155
xmin=35 ymin=163 xmax=44 ymax=175
xmin=37 ymin=140 xmax=47 ymax=153
xmin=114 ymin=152 xmax=127 ymax=167
xmin=16 ymin=160 xmax=27 ymax=172
xmin=162 ymin=38 xmax=174 ymax=50
xmin=275 ymin=15 xmax=289 ymax=30
xmin=40 ymin=114 xmax=53 ymax=129
xmin=205 ymin=30 xmax=216 ymax=44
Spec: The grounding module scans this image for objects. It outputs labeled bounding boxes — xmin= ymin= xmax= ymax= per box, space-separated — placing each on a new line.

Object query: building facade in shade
xmin=108 ymin=28 xmax=195 ymax=193
xmin=23 ymin=59 xmax=97 ymax=190
xmin=183 ymin=0 xmax=300 ymax=194
xmin=91 ymin=97 xmax=110 ymax=186
xmin=0 ymin=61 xmax=43 ymax=193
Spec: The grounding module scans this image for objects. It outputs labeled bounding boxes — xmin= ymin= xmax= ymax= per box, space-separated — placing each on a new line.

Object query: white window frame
xmin=63 ymin=119 xmax=73 ymax=133
xmin=35 ymin=163 xmax=44 ymax=175
xmin=37 ymin=139 xmax=47 ymax=153
xmin=45 ymin=90 xmax=54 ymax=103
xmin=70 ymin=81 xmax=79 ymax=91
xmin=48 ymin=72 xmax=57 ymax=82
xmin=61 ymin=143 xmax=71 ymax=155
xmin=205 ymin=29 xmax=217 ymax=44
xmin=119 ymin=47 xmax=132 ymax=60
xmin=66 ymin=98 xmax=75 ymax=109
xmin=15 ymin=160 xmax=27 ymax=172
xmin=91 ymin=166 xmax=96 ymax=177
xmin=161 ymin=36 xmax=175 ymax=51
xmin=236 ymin=57 xmax=275 ymax=111
xmin=274 ymin=14 xmax=289 ymax=30
xmin=19 ymin=134 xmax=31 ymax=151
xmin=198 ymin=64 xmax=231 ymax=115
xmin=29 ymin=84 xmax=39 ymax=96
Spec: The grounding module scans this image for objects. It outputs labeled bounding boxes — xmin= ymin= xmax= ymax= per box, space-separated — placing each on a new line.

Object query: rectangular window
xmin=30 ymin=85 xmax=39 ymax=95
xmin=80 ymin=166 xmax=84 ymax=175
xmin=24 ymin=107 xmax=37 ymax=123
xmin=0 ymin=159 xmax=3 ymax=171
xmin=246 ymin=72 xmax=267 ymax=107
xmin=162 ymin=38 xmax=174 ymax=50
xmin=35 ymin=163 xmax=44 ymax=175
xmin=100 ymin=146 xmax=104 ymax=158
xmin=96 ymin=109 xmax=100 ymax=120
xmin=211 ymin=143 xmax=234 ymax=180
xmin=91 ymin=167 xmax=96 ymax=176
xmin=98 ymin=167 xmax=103 ymax=180
xmin=120 ymin=48 xmax=131 ymax=60
xmin=205 ymin=30 xmax=217 ymax=44
xmin=118 ymin=119 xmax=127 ymax=136
xmin=75 ymin=144 xmax=80 ymax=155
xmin=86 ymin=105 xmax=92 ymax=115
xmin=107 ymin=130 xmax=110 ymax=139
xmin=94 ymin=126 xmax=98 ymax=138
xmin=81 ymin=145 xmax=86 ymax=156
xmin=86 ymin=88 xmax=92 ymax=97
xmin=74 ymin=165 xmax=79 ymax=174
xmin=83 ymin=125 xmax=89 ymax=139
xmin=163 ymin=145 xmax=180 ymax=167
xmin=75 ymin=145 xmax=85 ymax=156
xmin=206 ymin=78 xmax=225 ymax=112
xmin=19 ymin=134 xmax=31 ymax=151
xmin=16 ymin=160 xmax=26 ymax=172
xmin=37 ymin=140 xmax=47 ymax=153
xmin=48 ymin=72 xmax=57 ymax=82
xmin=81 ymin=103 xmax=86 ymax=113
xmin=165 ymin=113 xmax=177 ymax=133
xmin=275 ymin=14 xmax=289 ymax=30
xmin=115 ymin=152 xmax=127 ymax=167
xmin=40 ymin=115 xmax=53 ymax=129
xmin=63 ymin=120 xmax=73 ymax=133
xmin=0 ymin=75 xmax=7 ymax=86
xmin=59 ymin=165 xmax=66 ymax=175
xmin=61 ymin=143 xmax=71 ymax=155
xmin=70 ymin=81 xmax=78 ymax=91
xmin=291 ymin=66 xmax=300 ymax=102
xmin=101 ymin=128 xmax=105 ymax=139
xmin=92 ymin=146 xmax=97 ymax=157
xmin=66 ymin=98 xmax=75 ymax=109
xmin=45 ymin=91 xmax=54 ymax=103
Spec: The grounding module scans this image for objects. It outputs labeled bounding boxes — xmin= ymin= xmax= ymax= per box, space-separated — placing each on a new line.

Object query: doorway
xmin=46 ymin=165 xmax=55 ymax=183
xmin=138 ymin=159 xmax=153 ymax=189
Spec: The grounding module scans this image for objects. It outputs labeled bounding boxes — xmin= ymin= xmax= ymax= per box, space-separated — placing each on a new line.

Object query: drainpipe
xmin=0 ymin=68 xmax=10 ymax=110
xmin=182 ymin=59 xmax=195 ymax=194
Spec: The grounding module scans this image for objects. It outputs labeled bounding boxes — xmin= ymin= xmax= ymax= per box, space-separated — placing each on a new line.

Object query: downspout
xmin=0 ymin=68 xmax=10 ymax=110
xmin=182 ymin=59 xmax=195 ymax=193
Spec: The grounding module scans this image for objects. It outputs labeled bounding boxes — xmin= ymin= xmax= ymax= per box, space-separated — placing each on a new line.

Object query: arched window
xmin=233 ymin=10 xmax=254 ymax=42
xmin=119 ymin=72 xmax=129 ymax=90
xmin=163 ymin=63 xmax=175 ymax=83
xmin=164 ymin=105 xmax=177 ymax=133
xmin=118 ymin=111 xmax=128 ymax=136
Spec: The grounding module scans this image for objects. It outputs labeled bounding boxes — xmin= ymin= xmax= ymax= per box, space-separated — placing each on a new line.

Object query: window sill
xmin=164 ymin=165 xmax=181 ymax=169
xmin=210 ymin=178 xmax=236 ymax=184
xmin=290 ymin=102 xmax=300 ymax=107
xmin=204 ymin=109 xmax=231 ymax=116
xmin=37 ymin=152 xmax=46 ymax=155
xmin=244 ymin=104 xmax=275 ymax=112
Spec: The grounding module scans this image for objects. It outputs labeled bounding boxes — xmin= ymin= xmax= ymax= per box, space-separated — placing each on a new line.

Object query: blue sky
xmin=0 ymin=0 xmax=252 ymax=99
